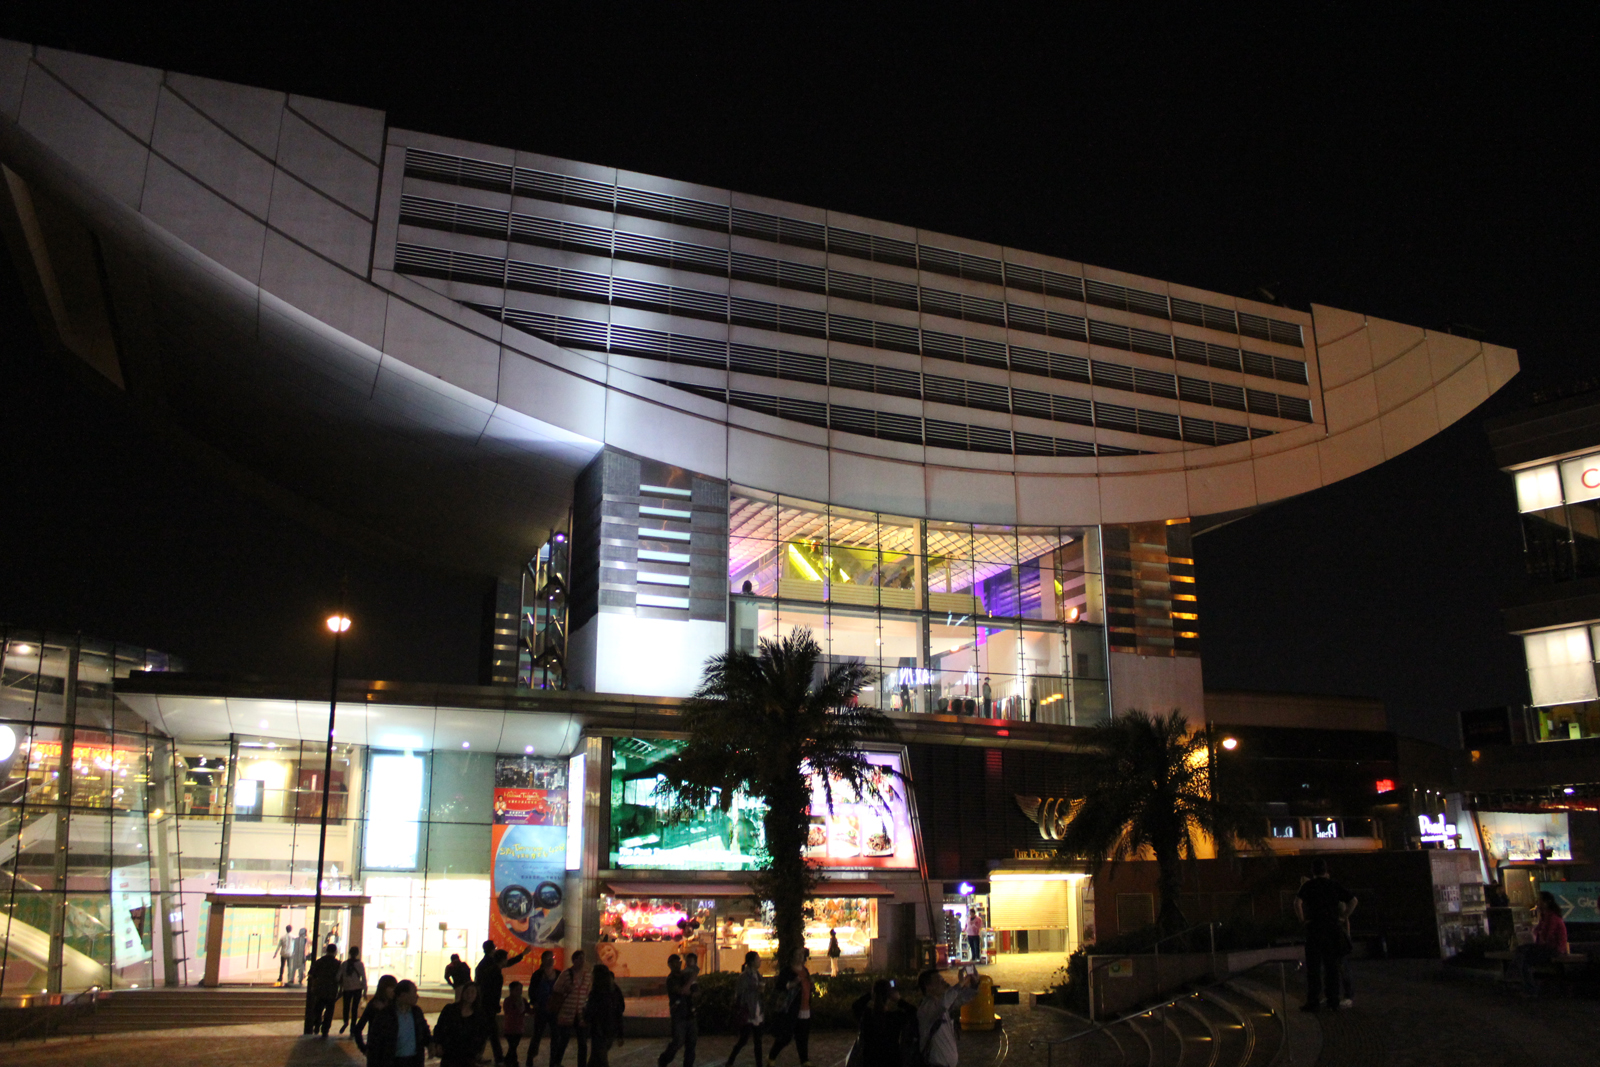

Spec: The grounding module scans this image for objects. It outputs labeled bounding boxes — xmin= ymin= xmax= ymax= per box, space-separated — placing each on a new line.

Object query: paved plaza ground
xmin=6 ymin=959 xmax=1597 ymax=1066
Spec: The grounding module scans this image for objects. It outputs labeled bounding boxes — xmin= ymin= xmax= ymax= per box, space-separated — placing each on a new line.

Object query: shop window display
xmin=727 ymin=490 xmax=1113 ymax=726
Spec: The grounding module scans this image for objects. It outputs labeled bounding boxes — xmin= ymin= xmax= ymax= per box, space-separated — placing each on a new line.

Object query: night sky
xmin=0 ymin=9 xmax=1593 ymax=745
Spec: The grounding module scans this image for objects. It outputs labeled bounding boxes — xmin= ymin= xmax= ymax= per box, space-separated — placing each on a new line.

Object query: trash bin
xmin=960 ymin=974 xmax=997 ymax=1031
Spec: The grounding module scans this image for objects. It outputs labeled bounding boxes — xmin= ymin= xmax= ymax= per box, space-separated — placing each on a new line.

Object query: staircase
xmin=52 ymin=988 xmax=311 ymax=1034
xmin=1035 ymin=978 xmax=1292 ymax=1066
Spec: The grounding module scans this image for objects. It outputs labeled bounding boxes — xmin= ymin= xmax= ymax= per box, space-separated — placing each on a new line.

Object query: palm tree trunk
xmin=1154 ymin=841 xmax=1186 ymax=939
xmin=759 ymin=777 xmax=814 ymax=971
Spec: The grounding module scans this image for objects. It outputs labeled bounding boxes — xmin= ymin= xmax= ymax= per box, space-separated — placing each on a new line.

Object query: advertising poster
xmin=612 ymin=742 xmax=918 ymax=872
xmin=490 ymin=757 xmax=569 ymax=977
xmin=804 ymin=751 xmax=918 ymax=870
xmin=110 ymin=863 xmax=153 ymax=967
xmin=1477 ymin=811 xmax=1572 ymax=863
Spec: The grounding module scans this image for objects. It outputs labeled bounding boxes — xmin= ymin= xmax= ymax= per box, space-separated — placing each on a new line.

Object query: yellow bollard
xmin=959 ymin=974 xmax=997 ymax=1031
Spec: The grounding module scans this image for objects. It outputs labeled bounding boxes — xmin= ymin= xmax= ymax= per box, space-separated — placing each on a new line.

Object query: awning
xmin=604 ymin=881 xmax=901 ymax=899
xmin=605 ymin=882 xmax=753 ymax=898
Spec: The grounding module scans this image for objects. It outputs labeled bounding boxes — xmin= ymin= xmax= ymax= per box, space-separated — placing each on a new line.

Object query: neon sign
xmin=1418 ymin=813 xmax=1458 ymax=846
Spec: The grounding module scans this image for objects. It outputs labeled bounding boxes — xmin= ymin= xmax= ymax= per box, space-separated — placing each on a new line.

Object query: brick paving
xmin=1306 ymin=958 xmax=1597 ymax=1067
xmin=15 ymin=960 xmax=1586 ymax=1067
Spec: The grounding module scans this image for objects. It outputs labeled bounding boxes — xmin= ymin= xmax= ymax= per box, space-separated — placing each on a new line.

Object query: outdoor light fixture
xmin=1220 ymin=737 xmax=1238 ymax=751
xmin=1564 ymin=787 xmax=1576 ymax=795
xmin=957 ymin=881 xmax=975 ymax=896
xmin=552 ymin=532 xmax=567 ymax=544
xmin=1065 ymin=606 xmax=1081 ymax=623
xmin=524 ymin=745 xmax=534 ymax=754
xmin=326 ymin=615 xmax=352 ymax=633
xmin=462 ymin=741 xmax=471 ymax=749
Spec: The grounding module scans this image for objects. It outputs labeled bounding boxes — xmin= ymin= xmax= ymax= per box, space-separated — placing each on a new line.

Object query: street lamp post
xmin=311 ymin=601 xmax=351 ymax=968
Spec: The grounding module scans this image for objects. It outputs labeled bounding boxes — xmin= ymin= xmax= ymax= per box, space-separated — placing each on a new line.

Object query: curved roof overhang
xmin=0 ymin=41 xmax=1519 ymax=573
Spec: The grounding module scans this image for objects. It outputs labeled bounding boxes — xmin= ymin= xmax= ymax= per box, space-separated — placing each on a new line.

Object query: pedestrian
xmin=1511 ymin=890 xmax=1569 ymax=996
xmin=503 ymin=980 xmax=529 ymax=1066
xmin=1337 ymin=911 xmax=1355 ymax=1008
xmin=549 ymin=948 xmax=593 ymax=1067
xmin=1294 ymin=858 xmax=1357 ymax=1012
xmin=352 ymin=974 xmax=398 ymax=1065
xmin=434 ymin=982 xmax=494 ymax=1067
xmin=586 ymin=964 xmax=626 ymax=1067
xmin=306 ymin=942 xmax=343 ymax=1036
xmin=725 ymin=951 xmax=764 ymax=1067
xmin=915 ymin=968 xmax=979 ymax=1067
xmin=963 ymin=910 xmax=983 ymax=964
xmin=354 ymin=976 xmax=430 ymax=1067
xmin=526 ymin=950 xmax=560 ymax=1065
xmin=444 ymin=952 xmax=472 ymax=991
xmin=852 ymin=979 xmax=912 ymax=1067
xmin=477 ymin=939 xmax=532 ymax=1065
xmin=292 ymin=926 xmax=310 ymax=984
xmin=766 ymin=949 xmax=813 ymax=1066
xmin=339 ymin=944 xmax=369 ymax=1033
xmin=827 ymin=930 xmax=841 ymax=976
xmin=657 ymin=952 xmax=699 ymax=1067
xmin=274 ymin=924 xmax=294 ymax=983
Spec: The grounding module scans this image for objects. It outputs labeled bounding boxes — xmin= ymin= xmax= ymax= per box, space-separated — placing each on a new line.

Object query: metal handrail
xmin=1084 ymin=920 xmax=1221 ymax=973
xmin=1031 ymin=958 xmax=1298 ymax=1067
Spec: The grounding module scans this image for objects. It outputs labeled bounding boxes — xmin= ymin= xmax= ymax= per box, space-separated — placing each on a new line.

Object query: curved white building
xmin=0 ymin=41 xmax=1517 ymax=718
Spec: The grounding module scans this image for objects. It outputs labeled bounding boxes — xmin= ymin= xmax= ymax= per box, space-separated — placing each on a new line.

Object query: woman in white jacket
xmin=725 ymin=951 xmax=765 ymax=1066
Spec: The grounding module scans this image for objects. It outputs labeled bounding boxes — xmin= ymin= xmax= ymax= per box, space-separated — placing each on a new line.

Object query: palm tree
xmin=656 ymin=628 xmax=897 ymax=970
xmin=1053 ymin=709 xmax=1268 ymax=937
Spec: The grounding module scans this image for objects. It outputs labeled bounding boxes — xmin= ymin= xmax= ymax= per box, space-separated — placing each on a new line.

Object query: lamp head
xmin=326 ymin=615 xmax=352 ymax=634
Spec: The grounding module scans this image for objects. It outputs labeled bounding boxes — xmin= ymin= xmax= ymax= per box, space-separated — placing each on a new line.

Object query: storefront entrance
xmin=201 ymin=890 xmax=370 ymax=986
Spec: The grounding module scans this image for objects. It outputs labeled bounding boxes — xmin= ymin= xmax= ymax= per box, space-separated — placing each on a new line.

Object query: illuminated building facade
xmin=0 ymin=40 xmax=1521 ymax=989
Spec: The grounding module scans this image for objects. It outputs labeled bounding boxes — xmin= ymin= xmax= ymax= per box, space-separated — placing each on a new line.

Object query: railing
xmin=1033 ymin=958 xmax=1298 ymax=1067
xmin=1085 ymin=921 xmax=1219 ymax=1020
xmin=4 ymin=985 xmax=101 ymax=1045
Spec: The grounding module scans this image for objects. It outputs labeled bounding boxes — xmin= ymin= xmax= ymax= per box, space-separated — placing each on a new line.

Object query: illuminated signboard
xmin=1559 ymin=452 xmax=1600 ymax=506
xmin=610 ymin=741 xmax=917 ymax=871
xmin=364 ymin=753 xmax=425 ymax=870
xmin=1417 ymin=813 xmax=1458 ymax=846
xmin=1541 ymin=882 xmax=1600 ymax=923
xmin=1477 ymin=811 xmax=1571 ymax=863
xmin=1375 ymin=779 xmax=1396 ymax=794
xmin=803 ymin=751 xmax=917 ymax=870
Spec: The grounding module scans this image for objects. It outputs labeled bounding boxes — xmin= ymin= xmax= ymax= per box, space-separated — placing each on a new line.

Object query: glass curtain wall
xmin=0 ymin=628 xmax=181 ymax=995
xmin=170 ymin=735 xmax=499 ymax=988
xmin=727 ymin=490 xmax=1109 ymax=725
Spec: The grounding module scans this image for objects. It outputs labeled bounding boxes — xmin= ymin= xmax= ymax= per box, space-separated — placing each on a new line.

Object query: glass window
xmin=1516 ymin=464 xmax=1563 ymax=512
xmin=1524 ymin=627 xmax=1598 ymax=707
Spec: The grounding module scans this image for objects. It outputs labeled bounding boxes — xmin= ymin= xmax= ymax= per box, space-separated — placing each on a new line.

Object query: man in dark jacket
xmin=306 ymin=943 xmax=343 ymax=1036
xmin=477 ymin=940 xmax=532 ymax=1064
xmin=527 ymin=950 xmax=561 ymax=1064
xmin=444 ymin=952 xmax=472 ymax=991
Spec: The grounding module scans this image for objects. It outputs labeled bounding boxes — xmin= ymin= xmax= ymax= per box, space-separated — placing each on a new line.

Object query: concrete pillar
xmin=203 ymin=900 xmax=226 ymax=987
xmin=575 ymin=736 xmax=608 ymax=958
